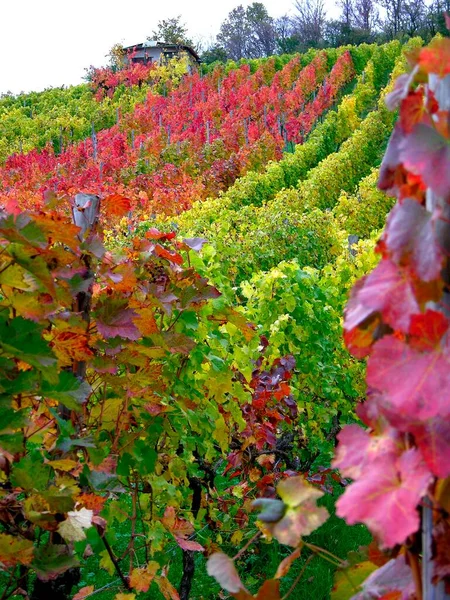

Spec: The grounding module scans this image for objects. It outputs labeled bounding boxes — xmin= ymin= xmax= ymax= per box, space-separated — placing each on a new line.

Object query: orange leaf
xmin=275 ymin=547 xmax=302 ymax=579
xmin=129 ymin=561 xmax=159 ymax=592
xmin=255 ymin=579 xmax=281 ymax=599
xmin=72 ymin=586 xmax=94 ymax=600
xmin=77 ymin=493 xmax=107 ymax=514
xmin=49 ymin=329 xmax=93 ymax=367
xmin=102 ymin=194 xmax=132 ymax=217
xmin=419 ymin=38 xmax=450 ymax=77
xmin=155 ymin=575 xmax=180 ymax=600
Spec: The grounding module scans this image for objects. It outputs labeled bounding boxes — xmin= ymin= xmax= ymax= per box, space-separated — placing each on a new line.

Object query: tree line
xmin=149 ymin=0 xmax=450 ymax=64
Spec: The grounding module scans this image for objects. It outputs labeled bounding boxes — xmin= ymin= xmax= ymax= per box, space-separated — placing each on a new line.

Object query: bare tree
xmin=275 ymin=14 xmax=300 ymax=53
xmin=217 ymin=5 xmax=250 ymax=60
xmin=217 ymin=3 xmax=276 ymax=60
xmin=400 ymin=0 xmax=426 ymax=36
xmin=246 ymin=2 xmax=277 ymax=57
xmin=292 ymin=0 xmax=326 ymax=49
xmin=379 ymin=0 xmax=404 ymax=37
xmin=353 ymin=0 xmax=378 ymax=32
xmin=339 ymin=0 xmax=355 ymax=28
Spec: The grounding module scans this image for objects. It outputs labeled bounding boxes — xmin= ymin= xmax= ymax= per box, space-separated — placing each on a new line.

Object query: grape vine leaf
xmin=58 ymin=508 xmax=93 ymax=542
xmin=32 ymin=544 xmax=79 ymax=581
xmin=129 ymin=561 xmax=160 ymax=592
xmin=399 ymin=124 xmax=450 ymax=198
xmin=254 ymin=476 xmax=328 ymax=547
xmin=95 ymin=299 xmax=140 ymax=340
xmin=344 ymin=259 xmax=419 ymax=335
xmin=206 ymin=552 xmax=249 ymax=595
xmin=419 ymin=37 xmax=450 ymax=77
xmin=336 ymin=448 xmax=432 ymax=547
xmin=384 ymin=199 xmax=443 ymax=281
xmin=350 ymin=556 xmax=415 ymax=600
xmin=0 ymin=533 xmax=34 ymax=567
xmin=367 ymin=334 xmax=450 ymax=419
xmin=331 ymin=561 xmax=378 ymax=600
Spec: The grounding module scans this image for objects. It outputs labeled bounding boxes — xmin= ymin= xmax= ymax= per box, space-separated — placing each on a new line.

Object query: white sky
xmin=0 ymin=0 xmax=339 ymax=95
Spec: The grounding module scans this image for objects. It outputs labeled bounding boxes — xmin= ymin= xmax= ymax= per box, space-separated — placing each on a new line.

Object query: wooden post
xmin=72 ymin=193 xmax=101 ymax=241
xmin=206 ymin=121 xmax=210 ymax=145
xmin=91 ymin=123 xmax=97 ymax=161
xmin=422 ymin=72 xmax=450 ymax=600
xmin=244 ymin=118 xmax=249 ymax=145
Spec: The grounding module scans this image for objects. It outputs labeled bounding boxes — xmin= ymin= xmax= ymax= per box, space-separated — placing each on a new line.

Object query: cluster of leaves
xmin=0 ymin=48 xmax=359 ymax=217
xmin=174 ymin=39 xmax=402 ymax=229
xmin=173 ymin=40 xmax=416 ymax=288
xmin=87 ymin=52 xmax=193 ymax=101
xmin=0 ymin=194 xmax=325 ymax=599
xmin=207 ymin=34 xmax=450 ymax=600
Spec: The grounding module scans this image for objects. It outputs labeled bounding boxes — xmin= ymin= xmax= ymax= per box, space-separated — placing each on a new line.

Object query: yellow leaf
xmin=47 ymin=459 xmax=79 ymax=472
xmin=231 ymin=530 xmax=244 ymax=546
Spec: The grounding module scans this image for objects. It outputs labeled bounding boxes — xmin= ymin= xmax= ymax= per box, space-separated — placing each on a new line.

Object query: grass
xmin=68 ymin=485 xmax=371 ymax=600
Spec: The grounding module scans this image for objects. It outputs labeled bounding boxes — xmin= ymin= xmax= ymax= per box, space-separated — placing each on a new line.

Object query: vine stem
xmin=281 ymin=554 xmax=314 ymax=600
xmin=100 ymin=533 xmax=130 ymax=590
xmin=232 ymin=531 xmax=262 ymax=561
xmin=407 ymin=550 xmax=422 ymax=600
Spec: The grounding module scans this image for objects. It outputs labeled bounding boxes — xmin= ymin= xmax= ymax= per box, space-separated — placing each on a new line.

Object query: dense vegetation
xmin=0 ymin=35 xmax=449 ymax=600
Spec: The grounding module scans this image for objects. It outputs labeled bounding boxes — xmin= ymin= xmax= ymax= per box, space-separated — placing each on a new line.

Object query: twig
xmin=281 ymin=554 xmax=314 ymax=600
xmin=233 ymin=531 xmax=262 ymax=561
xmin=100 ymin=534 xmax=130 ymax=590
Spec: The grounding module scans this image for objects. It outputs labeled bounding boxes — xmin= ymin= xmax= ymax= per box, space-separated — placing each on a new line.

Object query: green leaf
xmin=11 ymin=453 xmax=52 ymax=492
xmin=42 ymin=371 xmax=91 ymax=410
xmin=331 ymin=561 xmax=378 ymax=599
xmin=32 ymin=544 xmax=79 ymax=581
xmin=0 ymin=317 xmax=57 ymax=380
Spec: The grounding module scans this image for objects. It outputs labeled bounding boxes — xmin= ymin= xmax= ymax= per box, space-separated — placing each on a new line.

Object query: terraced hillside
xmin=0 ymin=38 xmax=426 ymax=600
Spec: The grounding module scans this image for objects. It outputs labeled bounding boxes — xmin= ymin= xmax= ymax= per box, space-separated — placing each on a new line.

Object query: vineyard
xmin=0 ymin=34 xmax=449 ymax=600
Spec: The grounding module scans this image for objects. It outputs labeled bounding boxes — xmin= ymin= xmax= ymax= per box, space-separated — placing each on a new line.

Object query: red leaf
xmin=400 ymin=90 xmax=425 ymax=133
xmin=409 ymin=417 xmax=450 ymax=478
xmin=333 ymin=424 xmax=400 ymax=481
xmin=367 ymin=334 xmax=450 ymax=420
xmin=409 ymin=310 xmax=449 ymax=350
xmin=399 ymin=123 xmax=450 ymax=198
xmin=95 ymin=299 xmax=140 ymax=340
xmin=206 ymin=553 xmax=248 ymax=595
xmin=154 ymin=245 xmax=183 ymax=265
xmin=145 ymin=228 xmax=176 ymax=241
xmin=384 ymin=69 xmax=418 ymax=111
xmin=344 ymin=259 xmax=419 ymax=335
xmin=351 ymin=557 xmax=414 ymax=600
xmin=384 ymin=199 xmax=443 ymax=281
xmin=175 ymin=537 xmax=205 ymax=552
xmin=336 ymin=448 xmax=432 ymax=547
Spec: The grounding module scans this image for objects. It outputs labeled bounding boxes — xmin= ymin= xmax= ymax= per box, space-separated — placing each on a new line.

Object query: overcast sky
xmin=0 ymin=0 xmax=339 ymax=95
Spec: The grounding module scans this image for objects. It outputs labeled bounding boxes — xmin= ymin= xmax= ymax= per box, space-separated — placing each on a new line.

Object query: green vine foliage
xmin=0 ymin=200 xmax=284 ymax=596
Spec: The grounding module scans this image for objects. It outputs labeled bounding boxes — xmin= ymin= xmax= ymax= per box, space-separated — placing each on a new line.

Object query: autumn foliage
xmin=206 ymin=36 xmax=450 ymax=600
